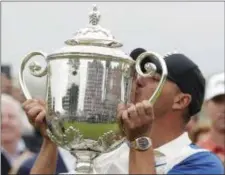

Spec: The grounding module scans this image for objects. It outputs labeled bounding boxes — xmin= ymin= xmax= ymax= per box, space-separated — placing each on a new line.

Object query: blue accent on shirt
xmin=168 ymin=144 xmax=224 ymax=174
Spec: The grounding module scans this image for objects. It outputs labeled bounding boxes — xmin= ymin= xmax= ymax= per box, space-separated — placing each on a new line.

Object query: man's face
xmin=1 ymin=103 xmax=21 ymax=144
xmin=205 ymin=95 xmax=225 ymax=132
xmin=132 ymin=73 xmax=180 ymax=118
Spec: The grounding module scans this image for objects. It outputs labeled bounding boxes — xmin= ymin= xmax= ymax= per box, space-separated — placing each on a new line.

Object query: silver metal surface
xmin=45 ymin=58 xmax=134 ymax=151
xmin=19 ymin=4 xmax=167 ymax=174
xmin=19 ymin=51 xmax=48 ymax=99
xmin=135 ymin=51 xmax=168 ymax=105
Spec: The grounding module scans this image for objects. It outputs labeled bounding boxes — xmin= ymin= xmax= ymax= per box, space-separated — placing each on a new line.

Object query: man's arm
xmin=30 ymin=139 xmax=58 ymax=174
xmin=117 ymin=101 xmax=155 ymax=174
xmin=129 ymin=147 xmax=156 ymax=174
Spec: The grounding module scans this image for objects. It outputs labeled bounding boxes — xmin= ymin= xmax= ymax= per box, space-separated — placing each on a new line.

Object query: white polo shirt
xmin=64 ymin=132 xmax=224 ymax=174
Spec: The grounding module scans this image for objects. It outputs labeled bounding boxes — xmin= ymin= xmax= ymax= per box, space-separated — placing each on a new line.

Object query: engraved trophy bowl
xmin=19 ymin=5 xmax=167 ymax=174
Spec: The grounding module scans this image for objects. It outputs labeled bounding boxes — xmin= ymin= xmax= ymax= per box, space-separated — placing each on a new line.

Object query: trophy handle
xmin=135 ymin=51 xmax=168 ymax=105
xmin=19 ymin=51 xmax=48 ymax=99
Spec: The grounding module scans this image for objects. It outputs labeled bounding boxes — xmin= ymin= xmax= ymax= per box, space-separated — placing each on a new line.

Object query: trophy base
xmin=75 ymin=162 xmax=95 ymax=174
xmin=71 ymin=150 xmax=100 ymax=174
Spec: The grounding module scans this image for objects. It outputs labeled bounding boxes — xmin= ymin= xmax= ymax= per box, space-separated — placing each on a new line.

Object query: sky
xmin=1 ymin=2 xmax=224 ymax=97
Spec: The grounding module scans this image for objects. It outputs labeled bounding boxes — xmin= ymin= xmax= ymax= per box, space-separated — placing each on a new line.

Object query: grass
xmin=64 ymin=122 xmax=120 ymax=140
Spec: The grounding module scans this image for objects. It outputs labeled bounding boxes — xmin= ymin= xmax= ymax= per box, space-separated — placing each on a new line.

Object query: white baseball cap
xmin=205 ymin=72 xmax=225 ymax=101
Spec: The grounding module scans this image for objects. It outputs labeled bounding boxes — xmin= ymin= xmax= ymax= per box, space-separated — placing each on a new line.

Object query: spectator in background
xmin=1 ymin=73 xmax=12 ymax=94
xmin=1 ymin=93 xmax=34 ymax=136
xmin=185 ymin=114 xmax=199 ymax=133
xmin=198 ymin=72 xmax=225 ymax=163
xmin=1 ymin=94 xmax=34 ymax=174
xmin=189 ymin=124 xmax=210 ymax=144
xmin=1 ymin=65 xmax=12 ymax=94
xmin=1 ymin=65 xmax=44 ymax=155
xmin=1 ymin=64 xmax=26 ymax=103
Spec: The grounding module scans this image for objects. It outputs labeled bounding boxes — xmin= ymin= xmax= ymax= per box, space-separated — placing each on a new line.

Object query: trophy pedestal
xmin=75 ymin=162 xmax=94 ymax=174
xmin=71 ymin=150 xmax=99 ymax=174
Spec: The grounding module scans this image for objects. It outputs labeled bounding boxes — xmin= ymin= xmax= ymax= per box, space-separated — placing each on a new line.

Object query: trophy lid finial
xmin=89 ymin=4 xmax=101 ymax=26
xmin=50 ymin=4 xmax=133 ymax=59
xmin=64 ymin=4 xmax=123 ymax=48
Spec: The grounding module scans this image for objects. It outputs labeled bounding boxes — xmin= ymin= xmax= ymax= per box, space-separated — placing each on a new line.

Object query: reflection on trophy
xmin=19 ymin=4 xmax=167 ymax=174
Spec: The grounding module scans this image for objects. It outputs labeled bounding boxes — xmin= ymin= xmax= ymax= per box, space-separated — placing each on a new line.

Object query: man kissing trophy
xmin=19 ymin=5 xmax=167 ymax=174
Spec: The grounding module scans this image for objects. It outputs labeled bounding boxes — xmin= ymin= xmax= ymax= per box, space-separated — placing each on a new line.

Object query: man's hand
xmin=22 ymin=99 xmax=58 ymax=174
xmin=117 ymin=100 xmax=154 ymax=141
xmin=22 ymin=99 xmax=49 ymax=139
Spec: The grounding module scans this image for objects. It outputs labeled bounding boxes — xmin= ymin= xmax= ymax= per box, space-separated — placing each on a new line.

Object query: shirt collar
xmin=17 ymin=139 xmax=26 ymax=153
xmin=155 ymin=132 xmax=192 ymax=157
xmin=1 ymin=139 xmax=26 ymax=164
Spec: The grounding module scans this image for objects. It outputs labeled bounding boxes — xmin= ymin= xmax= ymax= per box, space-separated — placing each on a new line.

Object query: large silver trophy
xmin=19 ymin=5 xmax=167 ymax=174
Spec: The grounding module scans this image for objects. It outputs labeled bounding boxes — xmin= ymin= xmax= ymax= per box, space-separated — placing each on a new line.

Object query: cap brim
xmin=205 ymin=87 xmax=225 ymax=101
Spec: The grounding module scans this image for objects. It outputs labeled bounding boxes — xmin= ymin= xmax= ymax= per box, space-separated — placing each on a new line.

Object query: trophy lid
xmin=48 ymin=5 xmax=132 ymax=61
xmin=65 ymin=4 xmax=122 ymax=48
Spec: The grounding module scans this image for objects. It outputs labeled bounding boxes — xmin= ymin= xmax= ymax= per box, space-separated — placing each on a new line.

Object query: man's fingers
xmin=22 ymin=99 xmax=33 ymax=109
xmin=22 ymin=99 xmax=38 ymax=108
xmin=23 ymin=102 xmax=39 ymax=112
xmin=22 ymin=100 xmax=39 ymax=111
xmin=35 ymin=110 xmax=46 ymax=124
xmin=127 ymin=104 xmax=138 ymax=120
xmin=117 ymin=101 xmax=155 ymax=141
xmin=122 ymin=110 xmax=134 ymax=130
xmin=37 ymin=99 xmax=46 ymax=106
xmin=27 ymin=106 xmax=43 ymax=119
xmin=117 ymin=103 xmax=127 ymax=112
xmin=117 ymin=103 xmax=131 ymax=122
xmin=135 ymin=102 xmax=146 ymax=117
xmin=142 ymin=100 xmax=153 ymax=116
xmin=127 ymin=103 xmax=133 ymax=108
xmin=142 ymin=100 xmax=154 ymax=122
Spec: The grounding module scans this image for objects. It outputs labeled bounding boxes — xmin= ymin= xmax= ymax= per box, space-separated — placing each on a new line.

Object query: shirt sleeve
xmin=167 ymin=151 xmax=224 ymax=174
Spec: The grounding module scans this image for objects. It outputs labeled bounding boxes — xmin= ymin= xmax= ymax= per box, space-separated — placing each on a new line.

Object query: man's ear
xmin=172 ymin=93 xmax=192 ymax=110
